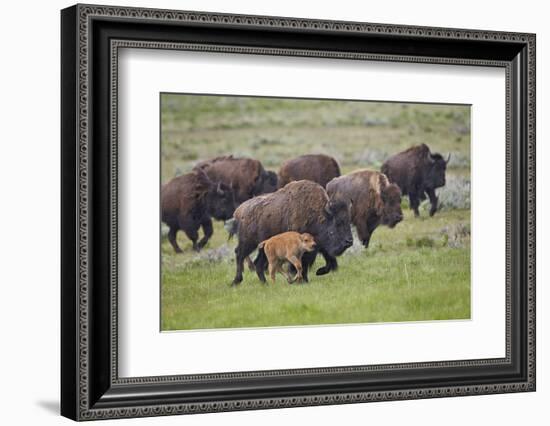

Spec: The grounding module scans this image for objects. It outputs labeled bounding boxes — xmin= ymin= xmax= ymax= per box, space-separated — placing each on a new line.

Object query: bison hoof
xmin=429 ymin=209 xmax=437 ymax=217
xmin=231 ymin=278 xmax=242 ymax=286
xmin=316 ymin=267 xmax=330 ymax=276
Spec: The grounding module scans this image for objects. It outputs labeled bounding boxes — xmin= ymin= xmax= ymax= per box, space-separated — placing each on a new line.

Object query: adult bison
xmin=194 ymin=155 xmax=277 ymax=205
xmin=327 ymin=170 xmax=403 ymax=249
xmin=229 ymin=180 xmax=353 ymax=285
xmin=161 ymin=169 xmax=236 ymax=253
xmin=278 ymin=154 xmax=341 ymax=188
xmin=381 ymin=144 xmax=450 ymax=217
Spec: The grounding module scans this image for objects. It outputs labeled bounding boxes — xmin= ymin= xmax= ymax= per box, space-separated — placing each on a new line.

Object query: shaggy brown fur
xmin=161 ymin=169 xmax=235 ymax=253
xmin=258 ymin=232 xmax=317 ymax=283
xmin=278 ymin=154 xmax=341 ymax=188
xmin=381 ymin=144 xmax=449 ymax=217
xmin=327 ymin=169 xmax=403 ymax=248
xmin=230 ymin=180 xmax=353 ymax=285
xmin=194 ymin=155 xmax=277 ymax=204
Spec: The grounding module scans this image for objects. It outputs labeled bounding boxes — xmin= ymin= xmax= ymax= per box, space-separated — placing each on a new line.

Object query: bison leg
xmin=232 ymin=241 xmax=258 ymax=286
xmin=245 ymin=256 xmax=256 ymax=271
xmin=268 ymin=262 xmax=276 ymax=283
xmin=315 ymin=249 xmax=338 ymax=275
xmin=253 ymin=249 xmax=268 ymax=283
xmin=426 ymin=188 xmax=438 ymax=216
xmin=167 ymin=227 xmax=183 ymax=253
xmin=232 ymin=243 xmax=253 ymax=286
xmin=197 ymin=217 xmax=213 ymax=250
xmin=315 ymin=249 xmax=337 ymax=276
xmin=409 ymin=192 xmax=421 ymax=217
xmin=277 ymin=261 xmax=293 ymax=283
xmin=288 ymin=256 xmax=303 ymax=283
xmin=356 ymin=221 xmax=372 ymax=248
xmin=182 ymin=227 xmax=200 ymax=252
xmin=358 ymin=217 xmax=380 ymax=249
xmin=290 ymin=251 xmax=317 ymax=281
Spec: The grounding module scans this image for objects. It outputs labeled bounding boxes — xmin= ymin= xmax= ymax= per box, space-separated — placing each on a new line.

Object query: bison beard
xmin=230 ymin=180 xmax=353 ymax=285
xmin=381 ymin=143 xmax=449 ymax=217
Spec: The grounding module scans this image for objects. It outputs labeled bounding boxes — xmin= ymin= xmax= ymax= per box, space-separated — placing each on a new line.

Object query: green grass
xmin=160 ymin=94 xmax=471 ymax=331
xmin=161 ymin=95 xmax=470 ymax=181
xmin=161 ymin=210 xmax=470 ymax=330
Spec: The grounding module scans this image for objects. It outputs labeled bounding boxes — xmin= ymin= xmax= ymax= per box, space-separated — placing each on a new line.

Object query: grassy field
xmin=160 ymin=94 xmax=471 ymax=331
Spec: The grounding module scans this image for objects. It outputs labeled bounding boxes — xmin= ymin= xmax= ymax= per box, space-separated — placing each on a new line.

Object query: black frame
xmin=61 ymin=4 xmax=536 ymax=421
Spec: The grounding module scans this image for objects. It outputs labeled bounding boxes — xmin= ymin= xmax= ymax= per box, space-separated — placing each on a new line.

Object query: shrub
xmin=425 ymin=176 xmax=471 ymax=211
xmin=353 ymin=148 xmax=389 ymax=168
xmin=446 ymin=152 xmax=470 ymax=169
xmin=440 ymin=223 xmax=471 ymax=248
xmin=406 ymin=236 xmax=435 ymax=248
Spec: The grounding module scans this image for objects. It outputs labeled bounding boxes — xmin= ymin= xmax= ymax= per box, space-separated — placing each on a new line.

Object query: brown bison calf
xmin=381 ymin=144 xmax=450 ymax=217
xmin=161 ymin=169 xmax=236 ymax=253
xmin=194 ymin=155 xmax=277 ymax=205
xmin=258 ymin=232 xmax=317 ymax=283
xmin=278 ymin=154 xmax=341 ymax=188
xmin=327 ymin=170 xmax=403 ymax=249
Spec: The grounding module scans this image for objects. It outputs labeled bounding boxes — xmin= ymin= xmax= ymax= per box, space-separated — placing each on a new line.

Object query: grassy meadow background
xmin=160 ymin=94 xmax=471 ymax=331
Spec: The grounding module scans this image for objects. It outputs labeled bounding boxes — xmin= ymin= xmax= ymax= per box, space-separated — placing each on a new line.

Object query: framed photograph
xmin=61 ymin=4 xmax=536 ymax=421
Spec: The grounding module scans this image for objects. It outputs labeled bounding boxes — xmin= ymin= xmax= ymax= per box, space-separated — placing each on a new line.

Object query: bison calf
xmin=327 ymin=170 xmax=403 ymax=250
xmin=278 ymin=154 xmax=340 ymax=188
xmin=161 ymin=169 xmax=236 ymax=253
xmin=258 ymin=232 xmax=317 ymax=283
xmin=381 ymin=144 xmax=450 ymax=217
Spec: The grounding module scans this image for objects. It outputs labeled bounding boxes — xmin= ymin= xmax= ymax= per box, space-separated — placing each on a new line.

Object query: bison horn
xmin=324 ymin=202 xmax=333 ymax=217
xmin=217 ymin=182 xmax=224 ymax=195
xmin=446 ymin=153 xmax=451 ymax=164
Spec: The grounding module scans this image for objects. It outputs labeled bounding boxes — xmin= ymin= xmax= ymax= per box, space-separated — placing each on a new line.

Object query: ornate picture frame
xmin=61 ymin=4 xmax=535 ymax=421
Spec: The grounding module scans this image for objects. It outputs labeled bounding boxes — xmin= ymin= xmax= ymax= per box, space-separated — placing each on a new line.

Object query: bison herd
xmin=161 ymin=143 xmax=450 ymax=286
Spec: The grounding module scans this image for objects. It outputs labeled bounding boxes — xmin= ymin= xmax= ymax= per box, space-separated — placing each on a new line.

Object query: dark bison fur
xmin=231 ymin=180 xmax=353 ymax=285
xmin=194 ymin=155 xmax=277 ymax=205
xmin=381 ymin=144 xmax=450 ymax=217
xmin=161 ymin=169 xmax=236 ymax=253
xmin=327 ymin=170 xmax=403 ymax=249
xmin=278 ymin=154 xmax=341 ymax=189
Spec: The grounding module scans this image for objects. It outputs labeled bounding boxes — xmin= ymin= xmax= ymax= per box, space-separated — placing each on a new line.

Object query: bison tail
xmin=225 ymin=218 xmax=239 ymax=240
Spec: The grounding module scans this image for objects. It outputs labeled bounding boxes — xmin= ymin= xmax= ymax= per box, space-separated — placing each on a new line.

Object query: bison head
xmin=316 ymin=200 xmax=353 ymax=257
xmin=380 ymin=183 xmax=404 ymax=228
xmin=206 ymin=182 xmax=236 ymax=221
xmin=260 ymin=170 xmax=278 ymax=194
xmin=426 ymin=152 xmax=450 ymax=189
xmin=299 ymin=233 xmax=317 ymax=252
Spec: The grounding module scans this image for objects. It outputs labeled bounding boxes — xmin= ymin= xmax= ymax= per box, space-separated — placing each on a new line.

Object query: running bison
xmin=161 ymin=169 xmax=236 ymax=253
xmin=278 ymin=154 xmax=341 ymax=189
xmin=229 ymin=180 xmax=353 ymax=285
xmin=381 ymin=144 xmax=450 ymax=217
xmin=327 ymin=170 xmax=403 ymax=249
xmin=194 ymin=155 xmax=277 ymax=205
